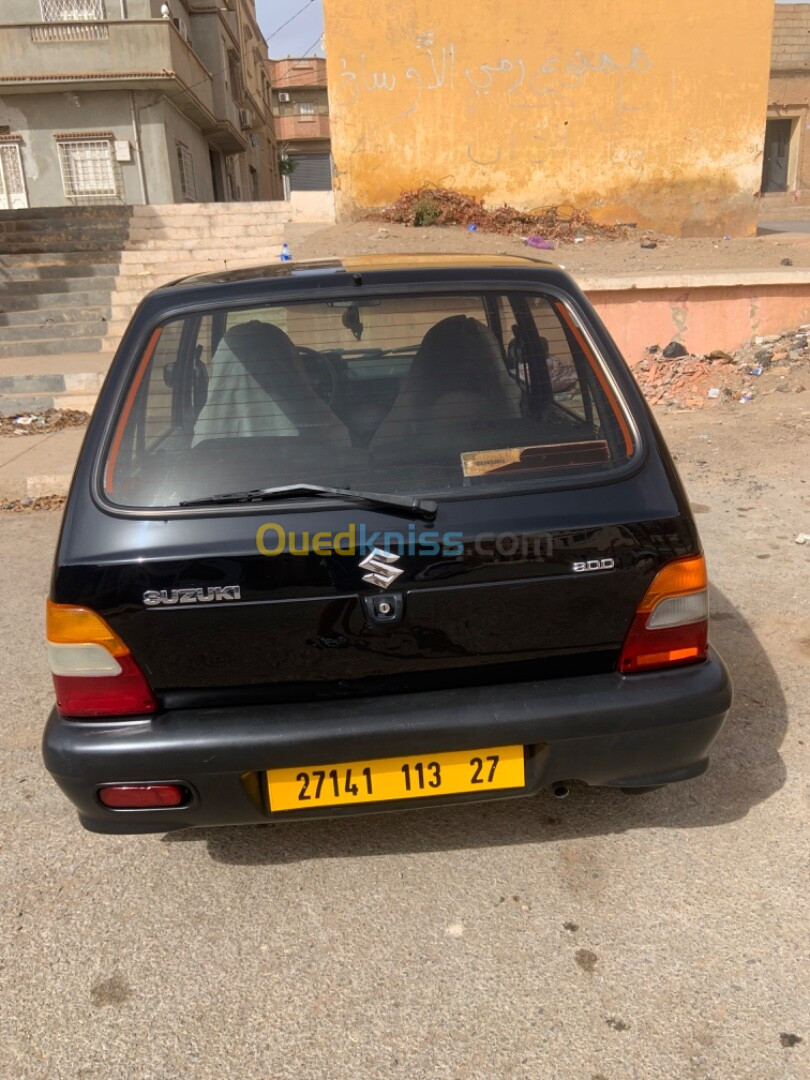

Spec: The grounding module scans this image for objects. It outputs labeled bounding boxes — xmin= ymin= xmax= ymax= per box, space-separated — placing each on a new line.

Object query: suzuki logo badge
xmin=359 ymin=548 xmax=404 ymax=589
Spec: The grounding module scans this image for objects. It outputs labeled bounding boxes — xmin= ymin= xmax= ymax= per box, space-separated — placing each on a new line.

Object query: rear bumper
xmin=43 ymin=650 xmax=732 ymax=833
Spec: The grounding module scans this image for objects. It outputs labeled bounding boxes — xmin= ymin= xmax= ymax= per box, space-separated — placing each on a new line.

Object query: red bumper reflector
xmin=98 ymin=784 xmax=187 ymax=809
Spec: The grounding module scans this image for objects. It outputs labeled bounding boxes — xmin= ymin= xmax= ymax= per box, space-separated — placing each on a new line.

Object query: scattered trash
xmin=376 ymin=227 xmax=389 ymax=239
xmin=634 ymin=323 xmax=809 ymax=408
xmin=525 ymin=235 xmax=555 ymax=250
xmin=662 ymin=341 xmax=689 ymax=359
xmin=795 ymin=533 xmax=810 ymax=545
xmin=280 ymin=242 xmax=292 ymax=262
xmin=0 ymin=494 xmax=66 ymax=513
xmin=467 ymin=223 xmax=478 ymax=232
xmin=640 ymin=239 xmax=658 ymax=249
xmin=573 ymin=237 xmax=585 ymax=244
xmin=0 ymin=408 xmax=89 ymax=437
xmin=781 ymin=257 xmax=794 ymax=266
xmin=723 ymin=235 xmax=731 ymax=241
xmin=381 ymin=185 xmax=627 ymax=239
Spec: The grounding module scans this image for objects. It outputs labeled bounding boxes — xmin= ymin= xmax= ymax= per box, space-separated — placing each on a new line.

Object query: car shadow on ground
xmin=164 ymin=585 xmax=787 ymax=866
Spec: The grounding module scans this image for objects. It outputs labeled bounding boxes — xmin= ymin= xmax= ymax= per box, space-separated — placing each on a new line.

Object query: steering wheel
xmin=297 ymin=347 xmax=342 ymax=408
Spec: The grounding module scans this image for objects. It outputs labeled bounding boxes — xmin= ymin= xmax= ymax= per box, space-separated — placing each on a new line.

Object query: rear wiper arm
xmin=180 ymin=483 xmax=438 ymax=520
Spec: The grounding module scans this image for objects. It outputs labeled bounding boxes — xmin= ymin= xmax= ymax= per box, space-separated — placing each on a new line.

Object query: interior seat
xmin=192 ymin=320 xmax=351 ymax=447
xmin=371 ymin=315 xmax=522 ymax=445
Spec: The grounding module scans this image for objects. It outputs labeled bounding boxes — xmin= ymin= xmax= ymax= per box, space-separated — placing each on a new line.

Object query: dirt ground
xmin=2 ymin=360 xmax=809 ymax=1080
xmin=287 ymin=218 xmax=810 ymax=274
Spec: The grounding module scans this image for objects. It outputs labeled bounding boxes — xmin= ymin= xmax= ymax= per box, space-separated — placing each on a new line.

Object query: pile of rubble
xmin=0 ymin=408 xmax=89 ymax=437
xmin=633 ymin=327 xmax=809 ymax=408
xmin=0 ymin=495 xmax=66 ymax=513
xmin=381 ymin=186 xmax=626 ymax=240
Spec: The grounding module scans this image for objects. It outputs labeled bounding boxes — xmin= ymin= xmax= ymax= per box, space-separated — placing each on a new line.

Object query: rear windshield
xmin=103 ymin=290 xmax=636 ymax=508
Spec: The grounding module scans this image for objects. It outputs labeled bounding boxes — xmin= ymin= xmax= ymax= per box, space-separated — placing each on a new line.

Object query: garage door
xmin=289 ymin=153 xmax=332 ymax=192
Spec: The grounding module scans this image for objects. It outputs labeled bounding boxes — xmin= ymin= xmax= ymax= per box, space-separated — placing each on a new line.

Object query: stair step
xmin=0 ymin=305 xmax=109 ymax=328
xmin=0 ymin=371 xmax=104 ymax=395
xmin=0 ymin=337 xmax=103 ymax=360
xmin=0 ymin=206 xmax=131 ymax=221
xmin=0 ymin=251 xmax=118 ymax=268
xmin=0 ymin=290 xmax=114 ymax=313
xmin=0 ymin=320 xmax=108 ymax=343
xmin=127 ymin=233 xmax=284 ymax=249
xmin=0 ymin=262 xmax=119 ymax=282
xmin=0 ymin=275 xmax=118 ymax=297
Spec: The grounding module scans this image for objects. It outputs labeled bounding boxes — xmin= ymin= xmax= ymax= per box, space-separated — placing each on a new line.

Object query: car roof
xmin=163 ymin=253 xmax=559 ymax=289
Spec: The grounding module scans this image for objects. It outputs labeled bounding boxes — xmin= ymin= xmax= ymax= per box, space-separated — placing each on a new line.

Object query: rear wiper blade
xmin=180 ymin=483 xmax=438 ymax=520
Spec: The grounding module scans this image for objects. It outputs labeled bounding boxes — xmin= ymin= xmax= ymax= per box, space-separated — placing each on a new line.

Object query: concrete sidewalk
xmin=0 ymin=427 xmax=85 ymax=501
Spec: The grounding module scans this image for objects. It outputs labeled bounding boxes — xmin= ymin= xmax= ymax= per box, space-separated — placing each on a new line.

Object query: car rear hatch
xmin=53 ymin=269 xmax=699 ymax=708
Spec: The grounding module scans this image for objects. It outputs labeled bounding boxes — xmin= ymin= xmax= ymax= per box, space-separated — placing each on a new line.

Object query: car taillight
xmin=46 ymin=600 xmax=157 ymax=718
xmin=618 ymin=555 xmax=709 ymax=674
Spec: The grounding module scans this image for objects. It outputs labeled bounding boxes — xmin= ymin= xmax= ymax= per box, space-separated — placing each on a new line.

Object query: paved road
xmin=1 ymin=400 xmax=808 ymax=1080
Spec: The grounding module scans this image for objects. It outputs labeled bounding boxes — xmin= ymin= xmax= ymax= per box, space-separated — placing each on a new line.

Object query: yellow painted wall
xmin=323 ymin=0 xmax=774 ymax=235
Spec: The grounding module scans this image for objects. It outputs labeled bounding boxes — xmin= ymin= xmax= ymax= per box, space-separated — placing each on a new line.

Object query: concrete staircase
xmin=0 ymin=201 xmax=288 ymax=414
xmin=0 ymin=206 xmax=132 ymax=364
xmin=104 ymin=202 xmax=287 ymax=351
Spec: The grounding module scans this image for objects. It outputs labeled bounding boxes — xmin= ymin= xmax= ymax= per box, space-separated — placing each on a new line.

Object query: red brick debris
xmin=381 ymin=185 xmax=627 ymax=240
xmin=633 ymin=327 xmax=809 ymax=409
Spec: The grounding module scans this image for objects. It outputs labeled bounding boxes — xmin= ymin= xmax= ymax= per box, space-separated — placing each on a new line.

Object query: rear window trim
xmin=91 ymin=279 xmax=646 ymax=519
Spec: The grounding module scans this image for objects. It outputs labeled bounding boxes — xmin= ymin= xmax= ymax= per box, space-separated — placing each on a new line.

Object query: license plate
xmin=265 ymin=744 xmax=526 ymax=813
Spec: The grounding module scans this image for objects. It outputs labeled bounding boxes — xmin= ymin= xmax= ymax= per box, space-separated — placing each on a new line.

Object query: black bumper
xmin=43 ymin=651 xmax=732 ymax=833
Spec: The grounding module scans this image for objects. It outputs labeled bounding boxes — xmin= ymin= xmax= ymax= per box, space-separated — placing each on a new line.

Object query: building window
xmin=57 ymin=138 xmax=120 ymax=200
xmin=41 ymin=0 xmax=105 ymax=21
xmin=297 ymin=102 xmax=316 ymax=116
xmin=228 ymin=50 xmax=243 ymax=103
xmin=176 ymin=142 xmax=197 ymax=202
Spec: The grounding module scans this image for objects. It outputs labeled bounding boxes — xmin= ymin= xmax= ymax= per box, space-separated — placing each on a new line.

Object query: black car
xmin=43 ymin=255 xmax=731 ymax=833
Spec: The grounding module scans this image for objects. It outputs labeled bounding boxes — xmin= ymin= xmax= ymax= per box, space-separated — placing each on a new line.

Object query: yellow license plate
xmin=266 ymin=744 xmax=525 ymax=813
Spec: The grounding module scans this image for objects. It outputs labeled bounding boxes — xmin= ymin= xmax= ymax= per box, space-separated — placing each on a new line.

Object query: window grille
xmin=41 ymin=0 xmax=105 ymax=21
xmin=176 ymin=143 xmax=197 ymax=202
xmin=57 ymin=138 xmax=120 ymax=200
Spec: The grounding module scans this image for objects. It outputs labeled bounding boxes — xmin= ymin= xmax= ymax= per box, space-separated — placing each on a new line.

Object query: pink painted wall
xmin=589 ymin=284 xmax=810 ymax=363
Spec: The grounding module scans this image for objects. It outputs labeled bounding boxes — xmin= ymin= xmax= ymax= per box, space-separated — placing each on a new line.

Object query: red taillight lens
xmin=47 ymin=601 xmax=157 ymax=718
xmin=618 ymin=555 xmax=709 ymax=674
xmin=98 ymin=784 xmax=187 ymax=809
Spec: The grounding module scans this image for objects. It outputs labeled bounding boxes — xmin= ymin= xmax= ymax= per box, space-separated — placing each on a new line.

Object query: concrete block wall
xmin=771 ymin=4 xmax=810 ymax=70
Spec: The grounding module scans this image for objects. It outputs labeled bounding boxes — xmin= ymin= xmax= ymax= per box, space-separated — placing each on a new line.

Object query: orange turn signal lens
xmin=46 ymin=601 xmax=130 ymax=658
xmin=635 ymin=555 xmax=707 ymax=613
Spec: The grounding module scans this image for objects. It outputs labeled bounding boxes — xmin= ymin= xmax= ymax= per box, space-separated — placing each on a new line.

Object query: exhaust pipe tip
xmin=551 ymin=784 xmax=570 ymax=799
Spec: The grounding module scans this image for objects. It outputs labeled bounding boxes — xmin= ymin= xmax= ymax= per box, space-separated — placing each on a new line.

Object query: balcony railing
xmin=1 ymin=20 xmax=212 ymax=115
xmin=31 ymin=21 xmax=108 ymax=42
xmin=274 ymin=103 xmax=329 ymax=118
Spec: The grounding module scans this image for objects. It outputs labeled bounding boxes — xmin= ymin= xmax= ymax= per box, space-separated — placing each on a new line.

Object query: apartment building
xmin=0 ymin=0 xmax=282 ymax=208
xmin=762 ymin=2 xmax=810 ymax=202
xmin=269 ymin=56 xmax=332 ymax=196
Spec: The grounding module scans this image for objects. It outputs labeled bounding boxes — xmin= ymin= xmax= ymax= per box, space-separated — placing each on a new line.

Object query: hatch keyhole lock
xmin=362 ymin=593 xmax=404 ymax=626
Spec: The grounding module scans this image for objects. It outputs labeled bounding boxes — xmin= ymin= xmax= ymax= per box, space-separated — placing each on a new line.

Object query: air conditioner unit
xmin=239 ymin=108 xmax=253 ymax=129
xmin=278 ymin=92 xmax=291 ymax=103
